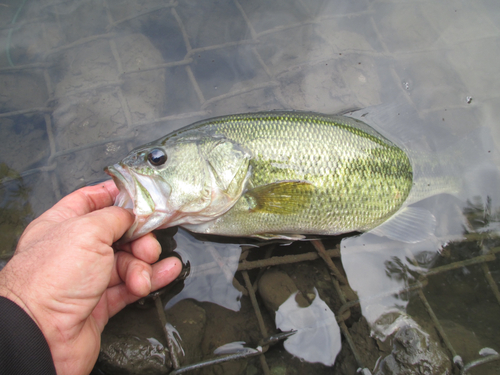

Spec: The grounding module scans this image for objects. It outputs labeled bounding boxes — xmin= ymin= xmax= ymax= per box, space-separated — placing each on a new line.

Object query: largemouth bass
xmin=106 ymin=111 xmax=425 ymax=243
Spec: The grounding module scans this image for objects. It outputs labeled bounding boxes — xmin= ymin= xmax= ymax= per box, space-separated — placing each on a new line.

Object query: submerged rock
xmin=98 ymin=334 xmax=172 ymax=375
xmin=165 ymin=299 xmax=207 ymax=366
xmin=374 ymin=324 xmax=451 ymax=375
xmin=258 ymin=268 xmax=309 ymax=312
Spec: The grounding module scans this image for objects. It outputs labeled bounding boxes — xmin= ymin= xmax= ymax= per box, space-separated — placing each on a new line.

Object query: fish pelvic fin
xmin=251 ymin=233 xmax=306 ymax=241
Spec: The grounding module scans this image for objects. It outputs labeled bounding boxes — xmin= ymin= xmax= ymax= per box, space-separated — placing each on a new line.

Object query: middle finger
xmin=110 ymin=251 xmax=152 ymax=297
xmin=116 ymin=232 xmax=162 ymax=263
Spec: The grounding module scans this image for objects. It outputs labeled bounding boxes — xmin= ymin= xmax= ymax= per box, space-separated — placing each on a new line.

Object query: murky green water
xmin=1 ymin=0 xmax=500 ymax=374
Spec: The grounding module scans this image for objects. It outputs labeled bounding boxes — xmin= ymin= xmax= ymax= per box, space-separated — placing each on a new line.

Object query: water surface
xmin=1 ymin=0 xmax=500 ymax=374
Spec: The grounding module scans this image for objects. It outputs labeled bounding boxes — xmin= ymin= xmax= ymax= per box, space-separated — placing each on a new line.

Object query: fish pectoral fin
xmin=246 ymin=181 xmax=316 ymax=215
xmin=251 ymin=233 xmax=306 ymax=241
xmin=369 ymin=206 xmax=436 ymax=243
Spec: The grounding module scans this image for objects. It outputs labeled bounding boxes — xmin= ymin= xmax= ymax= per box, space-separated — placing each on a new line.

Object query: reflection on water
xmin=0 ymin=163 xmax=33 ymax=261
xmin=165 ymin=229 xmax=244 ymax=312
xmin=275 ymin=288 xmax=341 ymax=366
xmin=1 ymin=0 xmax=500 ymax=374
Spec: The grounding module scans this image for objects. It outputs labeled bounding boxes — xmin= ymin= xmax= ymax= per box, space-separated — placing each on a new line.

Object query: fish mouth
xmin=105 ymin=164 xmax=172 ymax=243
xmin=105 ymin=164 xmax=135 ymax=212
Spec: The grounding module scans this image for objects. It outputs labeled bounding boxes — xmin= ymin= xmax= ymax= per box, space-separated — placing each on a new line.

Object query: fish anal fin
xmin=369 ymin=206 xmax=436 ymax=243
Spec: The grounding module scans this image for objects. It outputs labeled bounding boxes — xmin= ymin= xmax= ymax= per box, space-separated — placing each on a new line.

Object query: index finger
xmin=42 ymin=180 xmax=120 ymax=222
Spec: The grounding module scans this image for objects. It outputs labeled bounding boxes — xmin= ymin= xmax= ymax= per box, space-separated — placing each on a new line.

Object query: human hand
xmin=0 ymin=180 xmax=182 ymax=375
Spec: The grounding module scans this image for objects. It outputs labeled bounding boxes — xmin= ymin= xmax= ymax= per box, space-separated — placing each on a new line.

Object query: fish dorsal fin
xmin=246 ymin=181 xmax=316 ymax=215
xmin=369 ymin=206 xmax=436 ymax=243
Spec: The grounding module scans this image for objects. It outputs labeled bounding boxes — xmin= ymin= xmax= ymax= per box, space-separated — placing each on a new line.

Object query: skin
xmin=0 ymin=180 xmax=182 ymax=375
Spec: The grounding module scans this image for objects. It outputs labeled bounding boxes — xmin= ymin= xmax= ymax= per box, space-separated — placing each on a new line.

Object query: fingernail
xmin=142 ymin=270 xmax=151 ymax=290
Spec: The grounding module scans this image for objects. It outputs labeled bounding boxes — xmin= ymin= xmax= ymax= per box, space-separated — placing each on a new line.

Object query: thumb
xmin=74 ymin=205 xmax=135 ymax=245
xmin=42 ymin=181 xmax=119 ymax=222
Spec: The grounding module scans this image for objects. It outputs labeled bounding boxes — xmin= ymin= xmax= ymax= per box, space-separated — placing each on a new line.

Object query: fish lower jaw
xmin=180 ymin=221 xmax=214 ymax=234
xmin=115 ymin=189 xmax=134 ymax=210
xmin=121 ymin=211 xmax=170 ymax=242
xmin=163 ymin=212 xmax=220 ymax=228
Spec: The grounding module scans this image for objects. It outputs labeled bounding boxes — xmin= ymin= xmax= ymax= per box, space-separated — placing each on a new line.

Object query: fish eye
xmin=147 ymin=149 xmax=167 ymax=167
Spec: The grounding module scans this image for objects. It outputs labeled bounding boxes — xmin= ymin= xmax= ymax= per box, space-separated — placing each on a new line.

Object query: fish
xmin=105 ymin=111 xmax=445 ymax=243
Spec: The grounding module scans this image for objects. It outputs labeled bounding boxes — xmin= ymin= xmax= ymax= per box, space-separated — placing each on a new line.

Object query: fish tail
xmin=408 ymin=127 xmax=500 ymax=206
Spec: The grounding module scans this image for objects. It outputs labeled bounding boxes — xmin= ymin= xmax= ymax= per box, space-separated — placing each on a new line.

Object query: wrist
xmin=0 ymin=272 xmax=38 ymax=324
xmin=0 ymin=265 xmax=56 ymax=351
xmin=0 ymin=281 xmax=66 ymax=372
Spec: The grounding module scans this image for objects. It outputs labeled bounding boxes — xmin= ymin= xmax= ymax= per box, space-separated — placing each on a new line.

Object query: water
xmin=1 ymin=0 xmax=500 ymax=374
